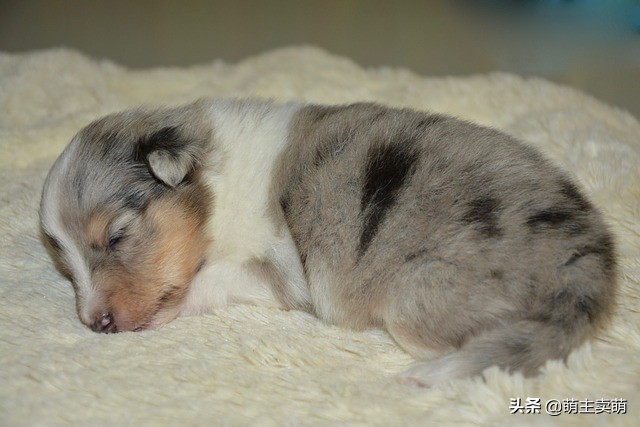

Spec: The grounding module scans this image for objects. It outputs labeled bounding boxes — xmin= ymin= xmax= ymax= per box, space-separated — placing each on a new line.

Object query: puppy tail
xmin=401 ymin=284 xmax=614 ymax=387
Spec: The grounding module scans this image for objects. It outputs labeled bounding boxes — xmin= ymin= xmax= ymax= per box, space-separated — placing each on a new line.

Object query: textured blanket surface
xmin=0 ymin=47 xmax=638 ymax=426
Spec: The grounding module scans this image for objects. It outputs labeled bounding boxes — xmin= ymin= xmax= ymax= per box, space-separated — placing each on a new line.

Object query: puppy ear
xmin=138 ymin=126 xmax=207 ymax=187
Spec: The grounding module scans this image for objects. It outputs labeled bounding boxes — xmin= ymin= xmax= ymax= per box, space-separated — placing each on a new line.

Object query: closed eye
xmin=106 ymin=211 xmax=138 ymax=250
xmin=107 ymin=230 xmax=125 ymax=250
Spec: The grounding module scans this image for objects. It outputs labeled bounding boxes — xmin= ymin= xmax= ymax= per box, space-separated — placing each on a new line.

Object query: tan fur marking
xmin=85 ymin=211 xmax=114 ymax=248
xmin=99 ymin=190 xmax=210 ymax=330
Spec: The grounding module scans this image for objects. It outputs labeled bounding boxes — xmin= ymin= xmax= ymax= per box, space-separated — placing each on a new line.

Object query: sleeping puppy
xmin=40 ymin=99 xmax=617 ymax=386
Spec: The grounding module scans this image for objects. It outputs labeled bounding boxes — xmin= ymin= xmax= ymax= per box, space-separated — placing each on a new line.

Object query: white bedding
xmin=1 ymin=47 xmax=638 ymax=426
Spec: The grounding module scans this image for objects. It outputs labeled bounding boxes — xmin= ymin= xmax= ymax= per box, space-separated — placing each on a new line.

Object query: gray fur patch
xmin=462 ymin=196 xmax=503 ymax=238
xmin=272 ymin=102 xmax=617 ymax=378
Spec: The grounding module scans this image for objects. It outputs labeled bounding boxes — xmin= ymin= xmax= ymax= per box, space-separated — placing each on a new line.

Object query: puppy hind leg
xmin=385 ymin=322 xmax=482 ymax=387
xmin=396 ymin=319 xmax=591 ymax=388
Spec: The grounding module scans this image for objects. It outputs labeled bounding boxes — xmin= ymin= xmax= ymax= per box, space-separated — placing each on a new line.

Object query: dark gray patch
xmin=529 ymin=311 xmax=552 ymax=324
xmin=462 ymin=197 xmax=503 ymax=238
xmin=526 ymin=207 xmax=587 ymax=234
xmin=364 ymin=110 xmax=388 ymax=127
xmin=358 ymin=143 xmax=419 ymax=257
xmin=138 ymin=126 xmax=182 ymax=157
xmin=123 ymin=191 xmax=147 ymax=211
xmin=279 ymin=194 xmax=291 ymax=216
xmin=535 ymin=290 xmax=573 ymax=326
xmin=103 ymin=185 xmax=159 ymax=213
xmin=305 ymin=105 xmax=349 ymax=124
xmin=72 ymin=173 xmax=87 ymax=203
xmin=527 ymin=208 xmax=574 ymax=226
xmin=575 ymin=293 xmax=601 ymax=323
xmin=504 ymin=336 xmax=532 ymax=357
xmin=307 ymin=107 xmax=333 ymax=123
xmin=404 ymin=249 xmax=429 ymax=263
xmin=537 ymin=288 xmax=603 ymax=327
xmin=427 ymin=157 xmax=450 ymax=174
xmin=414 ymin=114 xmax=445 ymax=132
xmin=596 ymin=234 xmax=616 ymax=273
xmin=558 ymin=178 xmax=592 ymax=211
xmin=450 ymin=327 xmax=470 ymax=348
xmin=565 ymin=235 xmax=616 ymax=273
xmin=490 ymin=269 xmax=505 ymax=280
xmin=96 ymin=130 xmax=126 ymax=159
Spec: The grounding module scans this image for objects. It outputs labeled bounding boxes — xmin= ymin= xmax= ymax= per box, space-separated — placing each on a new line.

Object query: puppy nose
xmin=91 ymin=312 xmax=118 ymax=333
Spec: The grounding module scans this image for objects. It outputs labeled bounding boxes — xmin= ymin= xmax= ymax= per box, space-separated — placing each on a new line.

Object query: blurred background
xmin=1 ymin=0 xmax=638 ymax=118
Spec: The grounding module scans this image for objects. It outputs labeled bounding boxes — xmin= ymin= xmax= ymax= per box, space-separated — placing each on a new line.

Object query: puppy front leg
xmin=180 ymin=260 xmax=284 ymax=317
xmin=245 ymin=228 xmax=312 ymax=312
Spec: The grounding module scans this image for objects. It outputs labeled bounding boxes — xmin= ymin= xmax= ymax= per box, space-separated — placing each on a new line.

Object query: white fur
xmin=181 ymin=261 xmax=281 ymax=315
xmin=204 ymin=100 xmax=301 ymax=259
xmin=181 ymin=100 xmax=309 ymax=313
xmin=40 ymin=138 xmax=98 ymax=324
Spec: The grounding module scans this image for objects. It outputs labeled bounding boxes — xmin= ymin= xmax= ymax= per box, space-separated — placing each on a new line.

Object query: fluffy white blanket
xmin=1 ymin=47 xmax=638 ymax=426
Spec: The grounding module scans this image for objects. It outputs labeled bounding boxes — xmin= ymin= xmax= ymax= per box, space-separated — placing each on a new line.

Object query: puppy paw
xmin=398 ymin=353 xmax=473 ymax=388
xmin=398 ymin=362 xmax=439 ymax=388
xmin=397 ymin=371 xmax=431 ymax=388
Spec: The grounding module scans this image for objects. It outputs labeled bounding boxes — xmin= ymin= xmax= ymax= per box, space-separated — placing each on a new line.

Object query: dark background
xmin=1 ymin=0 xmax=638 ymax=118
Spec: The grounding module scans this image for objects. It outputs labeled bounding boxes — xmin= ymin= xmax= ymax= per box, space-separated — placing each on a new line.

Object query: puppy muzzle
xmin=90 ymin=312 xmax=118 ymax=334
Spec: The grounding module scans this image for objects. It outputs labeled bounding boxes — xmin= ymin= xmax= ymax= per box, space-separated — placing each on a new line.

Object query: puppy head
xmin=40 ymin=102 xmax=213 ymax=333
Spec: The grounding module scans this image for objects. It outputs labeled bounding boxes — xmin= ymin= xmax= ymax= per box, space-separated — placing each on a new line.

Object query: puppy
xmin=40 ymin=99 xmax=617 ymax=386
